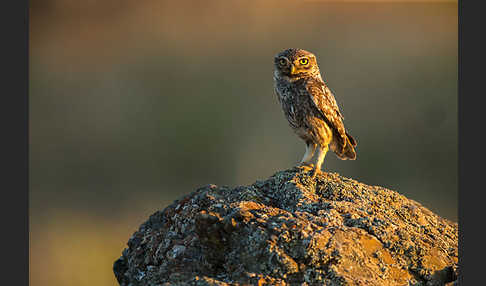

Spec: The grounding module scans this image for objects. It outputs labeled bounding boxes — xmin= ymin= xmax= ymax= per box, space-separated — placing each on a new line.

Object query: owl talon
xmin=297 ymin=163 xmax=314 ymax=173
xmin=311 ymin=168 xmax=320 ymax=178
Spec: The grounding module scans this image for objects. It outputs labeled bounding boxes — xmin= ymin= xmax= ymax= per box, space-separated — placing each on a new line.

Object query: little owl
xmin=273 ymin=48 xmax=357 ymax=176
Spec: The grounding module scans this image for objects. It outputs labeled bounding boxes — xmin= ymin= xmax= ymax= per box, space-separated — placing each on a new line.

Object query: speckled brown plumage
xmin=273 ymin=48 xmax=356 ymax=175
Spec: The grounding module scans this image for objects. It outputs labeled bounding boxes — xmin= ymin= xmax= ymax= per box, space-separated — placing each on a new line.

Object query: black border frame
xmin=458 ymin=0 xmax=481 ymax=284
xmin=1 ymin=0 xmax=29 ymax=285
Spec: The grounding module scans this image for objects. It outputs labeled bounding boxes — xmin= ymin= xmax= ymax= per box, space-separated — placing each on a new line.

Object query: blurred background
xmin=29 ymin=1 xmax=457 ymax=285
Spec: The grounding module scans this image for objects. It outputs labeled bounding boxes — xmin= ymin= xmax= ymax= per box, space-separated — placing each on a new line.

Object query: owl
xmin=273 ymin=48 xmax=357 ymax=176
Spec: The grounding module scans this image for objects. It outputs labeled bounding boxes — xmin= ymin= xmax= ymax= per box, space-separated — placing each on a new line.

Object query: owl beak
xmin=290 ymin=65 xmax=297 ymax=75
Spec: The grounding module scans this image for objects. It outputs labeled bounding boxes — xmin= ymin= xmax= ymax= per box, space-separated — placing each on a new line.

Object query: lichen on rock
xmin=113 ymin=167 xmax=458 ymax=285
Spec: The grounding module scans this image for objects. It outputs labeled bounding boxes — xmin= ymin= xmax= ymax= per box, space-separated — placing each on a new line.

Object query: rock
xmin=113 ymin=167 xmax=458 ymax=285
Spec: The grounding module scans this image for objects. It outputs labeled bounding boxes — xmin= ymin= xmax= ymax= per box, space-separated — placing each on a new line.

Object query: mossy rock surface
xmin=114 ymin=167 xmax=458 ymax=286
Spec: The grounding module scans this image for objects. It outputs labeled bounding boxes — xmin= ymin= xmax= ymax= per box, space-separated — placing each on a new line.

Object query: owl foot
xmin=311 ymin=167 xmax=321 ymax=178
xmin=297 ymin=162 xmax=315 ymax=173
xmin=298 ymin=161 xmax=314 ymax=167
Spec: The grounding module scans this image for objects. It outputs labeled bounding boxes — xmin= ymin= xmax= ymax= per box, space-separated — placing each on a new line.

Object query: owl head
xmin=274 ymin=48 xmax=321 ymax=79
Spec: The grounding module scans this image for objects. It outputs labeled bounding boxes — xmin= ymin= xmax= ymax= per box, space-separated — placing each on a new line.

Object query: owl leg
xmin=312 ymin=145 xmax=329 ymax=178
xmin=299 ymin=141 xmax=317 ymax=166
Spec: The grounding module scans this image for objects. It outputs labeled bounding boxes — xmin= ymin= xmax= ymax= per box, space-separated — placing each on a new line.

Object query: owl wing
xmin=303 ymin=78 xmax=348 ymax=144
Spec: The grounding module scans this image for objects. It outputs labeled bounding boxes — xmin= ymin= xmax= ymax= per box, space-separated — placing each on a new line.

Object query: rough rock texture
xmin=113 ymin=167 xmax=458 ymax=286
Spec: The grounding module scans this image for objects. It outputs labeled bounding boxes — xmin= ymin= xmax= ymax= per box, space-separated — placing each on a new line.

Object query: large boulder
xmin=113 ymin=167 xmax=458 ymax=285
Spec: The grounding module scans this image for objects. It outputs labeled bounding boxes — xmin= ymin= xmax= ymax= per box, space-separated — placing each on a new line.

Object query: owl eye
xmin=299 ymin=58 xmax=309 ymax=65
xmin=278 ymin=58 xmax=287 ymax=66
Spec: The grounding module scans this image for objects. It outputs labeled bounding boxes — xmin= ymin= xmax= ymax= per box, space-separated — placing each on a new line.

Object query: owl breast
xmin=276 ymin=84 xmax=301 ymax=129
xmin=275 ymin=78 xmax=333 ymax=145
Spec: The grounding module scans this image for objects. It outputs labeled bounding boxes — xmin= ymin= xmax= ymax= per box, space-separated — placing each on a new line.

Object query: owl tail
xmin=335 ymin=132 xmax=357 ymax=160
